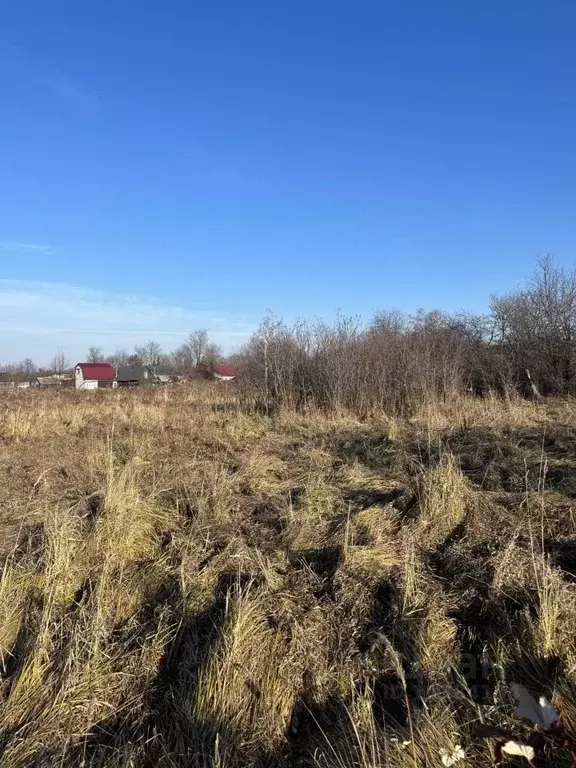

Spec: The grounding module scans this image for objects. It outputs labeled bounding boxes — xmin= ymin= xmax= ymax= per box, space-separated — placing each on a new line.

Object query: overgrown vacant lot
xmin=1 ymin=388 xmax=576 ymax=767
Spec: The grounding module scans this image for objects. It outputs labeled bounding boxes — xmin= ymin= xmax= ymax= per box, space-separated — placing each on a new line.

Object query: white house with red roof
xmin=75 ymin=362 xmax=115 ymax=389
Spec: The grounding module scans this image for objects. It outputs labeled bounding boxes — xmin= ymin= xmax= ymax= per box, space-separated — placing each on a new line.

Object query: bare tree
xmin=50 ymin=350 xmax=69 ymax=375
xmin=371 ymin=309 xmax=408 ymax=334
xmin=107 ymin=348 xmax=129 ymax=367
xmin=491 ymin=254 xmax=576 ymax=394
xmin=87 ymin=345 xmax=104 ymax=363
xmin=127 ymin=352 xmax=143 ymax=366
xmin=134 ymin=341 xmax=163 ymax=367
xmin=203 ymin=342 xmax=222 ymax=366
xmin=21 ymin=358 xmax=36 ymax=376
xmin=173 ymin=329 xmax=218 ymax=370
xmin=172 ymin=340 xmax=194 ymax=369
xmin=188 ymin=329 xmax=209 ymax=366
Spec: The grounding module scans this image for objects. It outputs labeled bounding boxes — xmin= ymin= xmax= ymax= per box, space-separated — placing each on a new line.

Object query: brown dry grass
xmin=0 ymin=386 xmax=575 ymax=766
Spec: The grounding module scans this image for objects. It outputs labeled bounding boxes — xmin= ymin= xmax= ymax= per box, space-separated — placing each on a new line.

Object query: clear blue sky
xmin=1 ymin=1 xmax=575 ymax=362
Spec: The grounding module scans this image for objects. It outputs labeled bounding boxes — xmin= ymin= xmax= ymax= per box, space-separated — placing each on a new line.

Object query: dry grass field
xmin=1 ymin=386 xmax=576 ymax=767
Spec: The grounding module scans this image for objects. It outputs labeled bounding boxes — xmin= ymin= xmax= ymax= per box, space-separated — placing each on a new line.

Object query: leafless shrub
xmin=491 ymin=254 xmax=576 ymax=395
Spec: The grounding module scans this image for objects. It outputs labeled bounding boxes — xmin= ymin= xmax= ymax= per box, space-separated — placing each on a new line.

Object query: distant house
xmin=75 ymin=362 xmax=115 ymax=389
xmin=116 ymin=365 xmax=153 ymax=387
xmin=212 ymin=364 xmax=238 ymax=382
xmin=0 ymin=372 xmax=15 ymax=390
xmin=0 ymin=372 xmax=38 ymax=389
xmin=37 ymin=373 xmax=74 ymax=389
xmin=116 ymin=365 xmax=173 ymax=387
xmin=148 ymin=365 xmax=173 ymax=384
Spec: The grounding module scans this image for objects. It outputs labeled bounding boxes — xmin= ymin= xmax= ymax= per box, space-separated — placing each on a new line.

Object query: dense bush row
xmin=233 ymin=256 xmax=576 ymax=414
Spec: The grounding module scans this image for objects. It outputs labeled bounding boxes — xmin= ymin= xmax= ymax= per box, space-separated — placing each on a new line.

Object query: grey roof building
xmin=116 ymin=366 xmax=173 ymax=386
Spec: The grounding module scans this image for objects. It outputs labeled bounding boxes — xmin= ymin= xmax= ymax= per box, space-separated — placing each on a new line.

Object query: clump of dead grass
xmin=191 ymin=583 xmax=304 ymax=759
xmin=415 ymin=453 xmax=468 ymax=546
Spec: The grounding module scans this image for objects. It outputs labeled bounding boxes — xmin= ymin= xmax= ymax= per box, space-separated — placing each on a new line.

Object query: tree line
xmin=2 ymin=330 xmax=224 ymax=378
xmin=4 ymin=256 xmax=576 ymax=414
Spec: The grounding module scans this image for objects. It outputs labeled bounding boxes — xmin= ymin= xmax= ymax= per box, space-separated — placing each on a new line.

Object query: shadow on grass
xmin=547 ymin=538 xmax=576 ymax=581
xmin=343 ymin=486 xmax=406 ymax=512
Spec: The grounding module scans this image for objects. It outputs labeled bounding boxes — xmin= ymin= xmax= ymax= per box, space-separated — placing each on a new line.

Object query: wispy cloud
xmin=2 ymin=44 xmax=99 ymax=110
xmin=43 ymin=73 xmax=99 ymax=109
xmin=0 ymin=242 xmax=55 ymax=256
xmin=0 ymin=280 xmax=255 ymax=364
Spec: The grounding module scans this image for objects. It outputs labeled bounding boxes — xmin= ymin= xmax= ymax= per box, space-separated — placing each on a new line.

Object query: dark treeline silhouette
xmin=3 ymin=256 xmax=576 ymax=413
